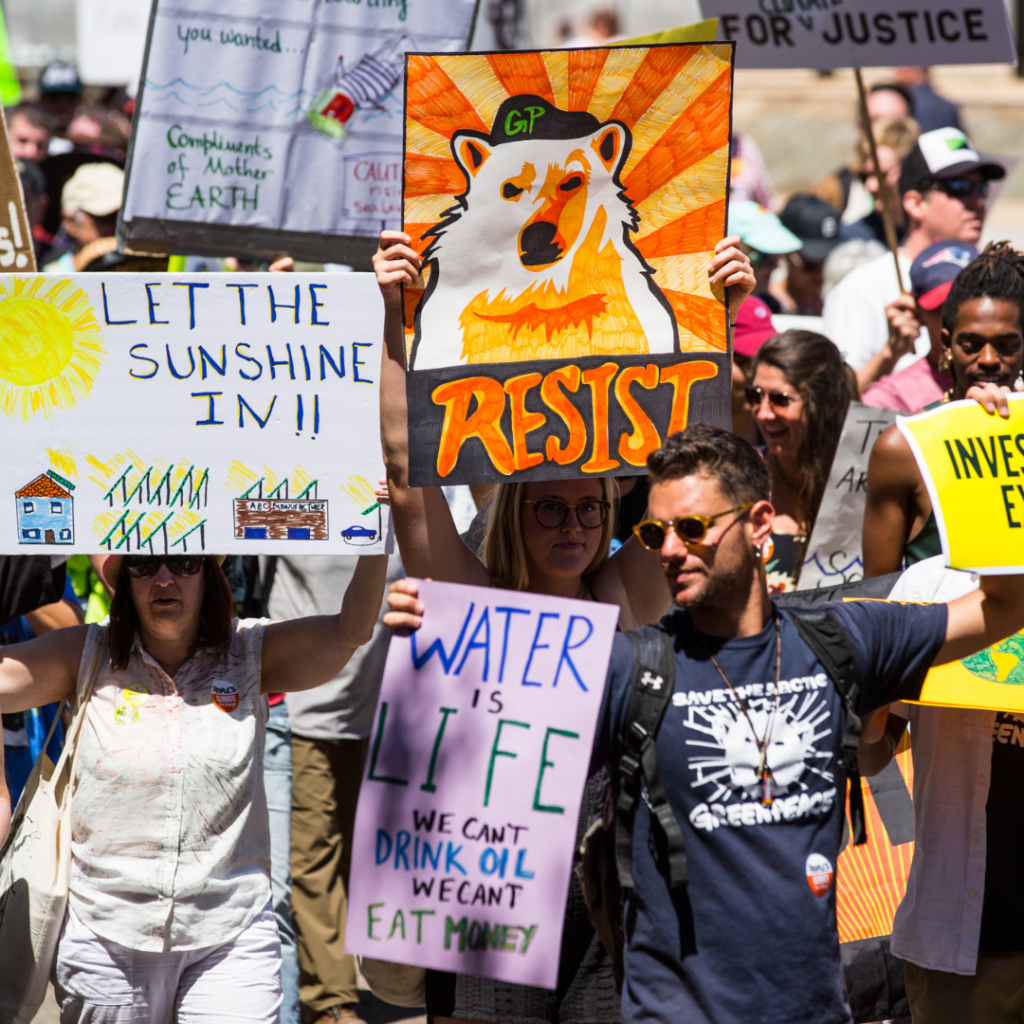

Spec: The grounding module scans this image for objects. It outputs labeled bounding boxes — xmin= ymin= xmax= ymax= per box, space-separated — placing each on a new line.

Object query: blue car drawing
xmin=341 ymin=524 xmax=378 ymax=543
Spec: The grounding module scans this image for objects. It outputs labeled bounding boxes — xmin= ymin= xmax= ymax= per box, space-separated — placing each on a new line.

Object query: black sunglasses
xmin=744 ymin=384 xmax=797 ymax=410
xmin=124 ymin=555 xmax=206 ymax=578
xmin=927 ymin=178 xmax=990 ymax=200
xmin=522 ymin=499 xmax=610 ymax=530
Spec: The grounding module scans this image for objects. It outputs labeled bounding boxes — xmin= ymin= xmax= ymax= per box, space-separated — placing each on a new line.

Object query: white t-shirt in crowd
xmin=822 ymin=250 xmax=926 ymax=373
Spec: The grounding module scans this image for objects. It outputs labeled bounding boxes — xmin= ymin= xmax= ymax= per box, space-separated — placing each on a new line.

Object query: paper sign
xmin=897 ymin=395 xmax=1024 ymax=574
xmin=402 ymin=43 xmax=734 ymax=486
xmin=345 ymin=579 xmax=617 ymax=988
xmin=799 ymin=403 xmax=896 ymax=590
xmin=76 ymin=0 xmax=150 ymax=86
xmin=0 ymin=107 xmax=36 ymax=273
xmin=914 ymin=637 xmax=1024 ymax=713
xmin=699 ymin=0 xmax=1016 ymax=70
xmin=118 ymin=0 xmax=478 ymax=264
xmin=0 ymin=272 xmax=390 ymax=554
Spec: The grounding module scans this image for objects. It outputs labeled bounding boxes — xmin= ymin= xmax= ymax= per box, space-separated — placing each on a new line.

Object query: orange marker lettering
xmin=581 ymin=362 xmax=620 ymax=474
xmin=432 ymin=376 xmax=514 ymax=477
xmin=504 ymin=372 xmax=545 ymax=471
xmin=615 ymin=363 xmax=660 ymax=467
xmin=540 ymin=365 xmax=586 ymax=465
xmin=660 ymin=360 xmax=719 ymax=435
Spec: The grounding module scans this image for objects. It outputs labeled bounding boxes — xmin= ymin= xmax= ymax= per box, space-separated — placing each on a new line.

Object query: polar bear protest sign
xmin=346 ymin=578 xmax=616 ymax=987
xmin=401 ymin=44 xmax=735 ymax=486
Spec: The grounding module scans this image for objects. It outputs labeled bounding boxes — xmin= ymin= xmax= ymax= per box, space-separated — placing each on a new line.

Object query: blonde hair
xmin=480 ymin=478 xmax=619 ymax=591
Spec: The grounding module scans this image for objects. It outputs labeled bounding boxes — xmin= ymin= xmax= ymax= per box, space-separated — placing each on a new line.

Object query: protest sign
xmin=897 ymin=395 xmax=1024 ymax=574
xmin=699 ymin=0 xmax=1016 ymax=70
xmin=914 ymin=634 xmax=1024 ymax=713
xmin=346 ymin=579 xmax=616 ymax=988
xmin=118 ymin=0 xmax=478 ymax=265
xmin=0 ymin=272 xmax=389 ymax=555
xmin=402 ymin=43 xmax=734 ymax=486
xmin=0 ymin=107 xmax=36 ymax=273
xmin=76 ymin=0 xmax=150 ymax=86
xmin=799 ymin=403 xmax=896 ymax=590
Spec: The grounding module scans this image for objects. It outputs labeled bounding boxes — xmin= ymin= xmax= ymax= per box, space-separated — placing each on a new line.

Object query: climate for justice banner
xmin=0 ymin=273 xmax=389 ymax=554
xmin=345 ymin=579 xmax=616 ymax=988
xmin=699 ymin=0 xmax=1015 ymax=70
xmin=118 ymin=0 xmax=478 ymax=263
xmin=401 ymin=42 xmax=734 ymax=486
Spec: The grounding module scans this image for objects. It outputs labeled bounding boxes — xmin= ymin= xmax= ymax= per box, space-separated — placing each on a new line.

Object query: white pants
xmin=54 ymin=904 xmax=283 ymax=1024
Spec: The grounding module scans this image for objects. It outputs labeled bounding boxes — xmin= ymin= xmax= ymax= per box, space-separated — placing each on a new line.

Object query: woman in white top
xmin=0 ymin=551 xmax=388 ymax=1024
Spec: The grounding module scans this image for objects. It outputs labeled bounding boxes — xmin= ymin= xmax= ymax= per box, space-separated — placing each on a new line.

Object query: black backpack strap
xmin=614 ymin=625 xmax=687 ymax=891
xmin=786 ymin=606 xmax=868 ymax=846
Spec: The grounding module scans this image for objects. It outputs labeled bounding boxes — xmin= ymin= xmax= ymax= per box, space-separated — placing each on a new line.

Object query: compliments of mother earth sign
xmin=345 ymin=579 xmax=617 ymax=988
xmin=0 ymin=273 xmax=389 ymax=554
xmin=119 ymin=0 xmax=477 ymax=263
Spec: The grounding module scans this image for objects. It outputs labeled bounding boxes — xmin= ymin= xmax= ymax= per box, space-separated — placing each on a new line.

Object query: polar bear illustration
xmin=409 ymin=94 xmax=678 ymax=370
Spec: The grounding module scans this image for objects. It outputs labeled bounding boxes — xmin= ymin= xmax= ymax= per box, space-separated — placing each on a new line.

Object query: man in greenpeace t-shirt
xmin=383 ymin=396 xmax=1024 ymax=1024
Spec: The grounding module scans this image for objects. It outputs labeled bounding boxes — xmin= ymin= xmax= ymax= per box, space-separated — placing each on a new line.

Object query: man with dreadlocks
xmin=863 ymin=241 xmax=1024 ymax=577
xmin=857 ymin=242 xmax=1024 ymax=1023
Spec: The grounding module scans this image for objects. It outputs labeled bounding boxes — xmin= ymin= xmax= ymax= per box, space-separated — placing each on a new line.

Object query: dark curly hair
xmin=751 ymin=330 xmax=853 ymax=538
xmin=942 ymin=241 xmax=1024 ymax=339
xmin=108 ymin=557 xmax=234 ymax=671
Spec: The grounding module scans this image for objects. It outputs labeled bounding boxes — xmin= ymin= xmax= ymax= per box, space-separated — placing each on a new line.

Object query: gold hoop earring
xmin=938 ymin=348 xmax=951 ymax=374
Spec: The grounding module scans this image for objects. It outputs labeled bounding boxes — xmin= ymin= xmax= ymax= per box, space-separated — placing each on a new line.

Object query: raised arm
xmin=0 ymin=624 xmax=85 ymax=713
xmin=374 ymin=231 xmax=490 ymax=586
xmin=863 ymin=424 xmax=919 ymax=577
xmin=260 ymin=554 xmax=390 ymax=693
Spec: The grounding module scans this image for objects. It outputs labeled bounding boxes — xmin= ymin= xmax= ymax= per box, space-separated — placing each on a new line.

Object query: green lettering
xmin=411 ymin=908 xmax=435 ymax=944
xmin=485 ymin=719 xmax=530 ymax=806
xmin=368 ymin=902 xmax=384 ymax=940
xmin=504 ymin=109 xmax=524 ymax=136
xmin=519 ymin=923 xmax=538 ymax=954
xmin=533 ymin=727 xmax=579 ymax=814
xmin=388 ymin=909 xmax=406 ymax=940
xmin=526 ymin=105 xmax=546 ymax=132
xmin=444 ymin=915 xmax=468 ymax=951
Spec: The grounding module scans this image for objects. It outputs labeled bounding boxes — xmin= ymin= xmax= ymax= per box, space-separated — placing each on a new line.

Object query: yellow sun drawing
xmin=0 ymin=276 xmax=105 ymax=420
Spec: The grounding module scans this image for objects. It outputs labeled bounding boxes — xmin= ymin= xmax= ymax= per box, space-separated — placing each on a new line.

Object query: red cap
xmin=733 ymin=296 xmax=777 ymax=357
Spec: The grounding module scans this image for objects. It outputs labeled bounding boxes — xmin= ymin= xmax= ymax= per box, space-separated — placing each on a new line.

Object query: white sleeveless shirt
xmin=69 ymin=620 xmax=271 ymax=952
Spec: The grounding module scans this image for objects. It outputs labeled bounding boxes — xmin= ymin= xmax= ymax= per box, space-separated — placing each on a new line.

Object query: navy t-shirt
xmin=594 ymin=600 xmax=948 ymax=1024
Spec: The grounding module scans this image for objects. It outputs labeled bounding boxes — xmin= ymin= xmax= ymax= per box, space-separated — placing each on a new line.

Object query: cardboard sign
xmin=118 ymin=0 xmax=478 ymax=264
xmin=0 ymin=273 xmax=390 ymax=554
xmin=0 ymin=107 xmax=36 ymax=273
xmin=699 ymin=0 xmax=1016 ymax=70
xmin=799 ymin=403 xmax=896 ymax=590
xmin=898 ymin=395 xmax=1024 ymax=574
xmin=401 ymin=43 xmax=734 ymax=486
xmin=345 ymin=579 xmax=616 ymax=988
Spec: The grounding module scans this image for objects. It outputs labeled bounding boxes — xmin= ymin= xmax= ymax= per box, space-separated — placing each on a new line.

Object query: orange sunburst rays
xmin=402 ymin=43 xmax=734 ymax=359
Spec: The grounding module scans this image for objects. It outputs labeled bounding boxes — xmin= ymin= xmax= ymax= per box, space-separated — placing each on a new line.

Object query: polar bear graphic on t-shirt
xmin=686 ymin=692 xmax=834 ymax=803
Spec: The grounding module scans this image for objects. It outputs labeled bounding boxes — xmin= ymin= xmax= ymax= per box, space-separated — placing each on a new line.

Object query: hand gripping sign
xmin=898 ymin=395 xmax=1024 ymax=575
xmin=402 ymin=43 xmax=735 ymax=486
xmin=345 ymin=579 xmax=618 ymax=988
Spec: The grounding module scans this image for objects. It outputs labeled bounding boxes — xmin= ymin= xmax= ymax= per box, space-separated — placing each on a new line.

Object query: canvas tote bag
xmin=0 ymin=625 xmax=107 ymax=1023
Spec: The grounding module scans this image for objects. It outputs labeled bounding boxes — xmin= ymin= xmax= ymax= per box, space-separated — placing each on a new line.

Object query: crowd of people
xmin=1 ymin=37 xmax=1024 ymax=1024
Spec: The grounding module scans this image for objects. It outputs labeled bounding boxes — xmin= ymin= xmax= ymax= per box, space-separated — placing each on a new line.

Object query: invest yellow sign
xmin=898 ymin=396 xmax=1024 ymax=573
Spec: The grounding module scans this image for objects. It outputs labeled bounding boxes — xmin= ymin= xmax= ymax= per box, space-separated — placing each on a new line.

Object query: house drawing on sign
xmin=16 ymin=471 xmax=75 ymax=545
xmin=234 ymin=476 xmax=328 ymax=540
